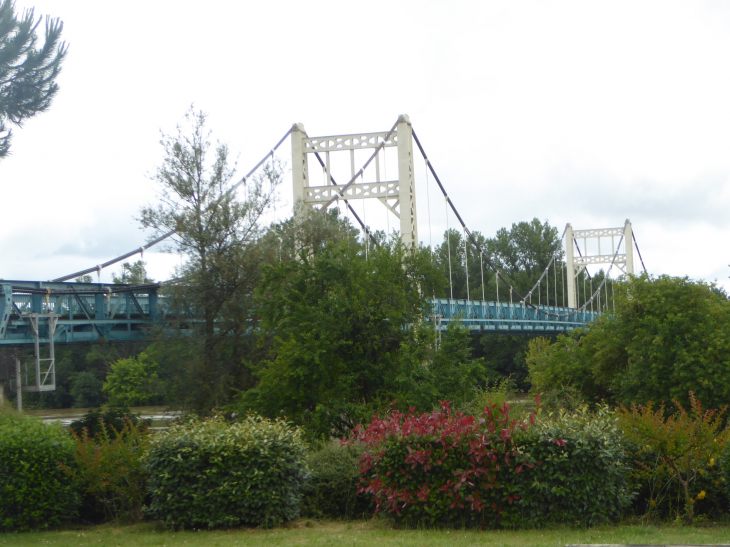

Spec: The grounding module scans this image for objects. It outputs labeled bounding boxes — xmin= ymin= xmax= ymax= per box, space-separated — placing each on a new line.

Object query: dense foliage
xmin=527 ymin=275 xmax=730 ymax=408
xmin=513 ymin=405 xmax=633 ymax=527
xmin=0 ymin=409 xmax=79 ymax=531
xmin=351 ymin=401 xmax=533 ymax=528
xmin=143 ymin=415 xmax=308 ymax=529
xmin=69 ymin=406 xmax=147 ymax=439
xmin=300 ymin=440 xmax=374 ymax=520
xmin=62 ymin=417 xmax=149 ymax=523
xmin=103 ymin=351 xmax=164 ymax=407
xmin=351 ymin=401 xmax=634 ymax=529
xmin=236 ymin=235 xmax=492 ymax=439
xmin=619 ymin=392 xmax=730 ymax=523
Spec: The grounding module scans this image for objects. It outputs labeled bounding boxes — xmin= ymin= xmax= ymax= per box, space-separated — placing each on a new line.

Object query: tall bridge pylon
xmin=291 ymin=114 xmax=418 ymax=248
xmin=565 ymin=219 xmax=635 ymax=309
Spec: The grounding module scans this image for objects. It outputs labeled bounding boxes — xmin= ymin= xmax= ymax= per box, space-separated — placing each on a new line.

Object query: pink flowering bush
xmin=349 ymin=400 xmax=537 ymax=527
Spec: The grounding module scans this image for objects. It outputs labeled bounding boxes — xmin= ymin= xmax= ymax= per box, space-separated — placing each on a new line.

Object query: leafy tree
xmin=619 ymin=392 xmax=730 ymax=524
xmin=0 ymin=0 xmax=67 ymax=158
xmin=69 ymin=370 xmax=104 ymax=408
xmin=112 ymin=261 xmax=154 ymax=284
xmin=237 ymin=236 xmax=431 ymax=437
xmin=140 ymin=107 xmax=282 ymax=413
xmin=527 ymin=275 xmax=730 ymax=409
xmin=434 ymin=219 xmax=565 ymax=302
xmin=75 ymin=275 xmax=93 ymax=283
xmin=478 ymin=335 xmax=531 ymax=391
xmin=398 ymin=321 xmax=495 ymax=412
xmin=102 ymin=351 xmax=163 ymax=407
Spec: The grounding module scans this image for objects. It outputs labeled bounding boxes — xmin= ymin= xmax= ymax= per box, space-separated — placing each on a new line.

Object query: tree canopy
xmin=140 ymin=107 xmax=282 ymax=413
xmin=0 ymin=0 xmax=67 ymax=158
xmin=527 ymin=274 xmax=730 ymax=409
xmin=234 ymin=232 xmax=492 ymax=439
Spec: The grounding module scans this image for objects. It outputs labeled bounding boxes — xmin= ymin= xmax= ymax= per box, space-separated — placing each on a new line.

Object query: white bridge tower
xmin=291 ymin=114 xmax=418 ymax=248
xmin=565 ymin=220 xmax=635 ymax=308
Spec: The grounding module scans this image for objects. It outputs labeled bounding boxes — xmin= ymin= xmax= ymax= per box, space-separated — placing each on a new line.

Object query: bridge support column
xmin=149 ymin=289 xmax=158 ymax=320
xmin=565 ymin=224 xmax=577 ymax=309
xmin=624 ymin=220 xmax=635 ymax=275
xmin=396 ymin=115 xmax=418 ymax=249
xmin=291 ymin=123 xmax=309 ymax=213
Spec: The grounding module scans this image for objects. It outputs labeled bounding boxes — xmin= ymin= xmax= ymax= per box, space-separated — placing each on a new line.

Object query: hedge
xmin=143 ymin=415 xmax=308 ymax=529
xmin=0 ymin=409 xmax=79 ymax=531
xmin=352 ymin=401 xmax=633 ymax=528
xmin=300 ymin=440 xmax=374 ymax=519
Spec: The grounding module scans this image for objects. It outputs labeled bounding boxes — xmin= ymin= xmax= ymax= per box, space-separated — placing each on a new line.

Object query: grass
xmin=4 ymin=521 xmax=730 ymax=547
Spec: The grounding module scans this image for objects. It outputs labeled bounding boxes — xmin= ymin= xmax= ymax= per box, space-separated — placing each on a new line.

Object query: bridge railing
xmin=0 ymin=281 xmax=169 ymax=345
xmin=427 ymin=298 xmax=600 ymax=334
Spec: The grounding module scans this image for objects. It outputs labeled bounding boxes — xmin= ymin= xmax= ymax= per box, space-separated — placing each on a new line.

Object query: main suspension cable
xmin=632 ymin=231 xmax=648 ymax=274
xmin=412 ymin=128 xmax=617 ymax=319
xmin=54 ymin=125 xmax=295 ymax=283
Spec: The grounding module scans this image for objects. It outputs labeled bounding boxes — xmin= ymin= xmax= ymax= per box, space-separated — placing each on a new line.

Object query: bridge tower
xmin=565 ymin=220 xmax=635 ymax=309
xmin=291 ymin=114 xmax=418 ymax=248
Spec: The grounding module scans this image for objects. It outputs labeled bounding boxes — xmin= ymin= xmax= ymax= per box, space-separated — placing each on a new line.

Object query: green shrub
xmin=458 ymin=376 xmax=514 ymax=416
xmin=630 ymin=444 xmax=727 ymax=522
xmin=618 ymin=393 xmax=730 ymax=524
xmin=0 ymin=409 xmax=79 ymax=531
xmin=353 ymin=401 xmax=633 ymax=529
xmin=300 ymin=440 xmax=374 ymax=519
xmin=69 ymin=407 xmax=147 ymax=439
xmin=62 ymin=417 xmax=149 ymax=523
xmin=144 ymin=415 xmax=308 ymax=529
xmin=510 ymin=405 xmax=634 ymax=527
xmin=103 ymin=352 xmax=164 ymax=407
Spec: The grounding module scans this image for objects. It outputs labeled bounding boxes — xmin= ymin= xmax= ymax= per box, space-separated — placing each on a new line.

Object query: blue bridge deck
xmin=428 ymin=297 xmax=599 ymax=334
xmin=0 ymin=281 xmax=599 ymax=346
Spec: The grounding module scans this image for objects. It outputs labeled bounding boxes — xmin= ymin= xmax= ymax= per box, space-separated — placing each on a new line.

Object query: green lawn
xmin=4 ymin=521 xmax=730 ymax=547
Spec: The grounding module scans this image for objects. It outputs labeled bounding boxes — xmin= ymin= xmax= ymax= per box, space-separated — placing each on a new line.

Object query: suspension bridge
xmin=0 ymin=114 xmax=647 ymax=393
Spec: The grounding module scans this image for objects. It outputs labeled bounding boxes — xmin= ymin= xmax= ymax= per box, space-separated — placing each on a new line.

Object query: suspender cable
xmin=586 ymin=280 xmax=593 ymax=313
xmin=553 ymin=255 xmax=558 ymax=307
xmin=445 ymin=197 xmax=453 ymax=300
xmin=464 ymin=229 xmax=470 ymax=300
xmin=611 ymin=277 xmax=616 ymax=312
xmin=561 ymin=260 xmax=566 ymax=308
xmin=496 ymin=272 xmax=500 ymax=308
xmin=480 ymin=251 xmax=485 ymax=302
xmin=413 ymin=127 xmax=616 ymax=318
xmin=425 ymin=159 xmax=433 ymax=252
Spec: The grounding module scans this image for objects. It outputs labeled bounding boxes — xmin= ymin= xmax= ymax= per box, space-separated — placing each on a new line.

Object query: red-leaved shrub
xmin=349 ymin=400 xmax=537 ymax=527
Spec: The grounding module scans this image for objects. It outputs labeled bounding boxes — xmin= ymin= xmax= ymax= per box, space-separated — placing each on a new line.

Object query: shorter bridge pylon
xmin=565 ymin=220 xmax=635 ymax=309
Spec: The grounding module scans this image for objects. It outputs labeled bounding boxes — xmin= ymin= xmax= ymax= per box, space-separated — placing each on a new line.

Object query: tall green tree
xmin=238 ymin=236 xmax=431 ymax=437
xmin=235 ymin=228 xmax=489 ymax=438
xmin=527 ymin=274 xmax=730 ymax=409
xmin=140 ymin=107 xmax=282 ymax=413
xmin=0 ymin=0 xmax=67 ymax=158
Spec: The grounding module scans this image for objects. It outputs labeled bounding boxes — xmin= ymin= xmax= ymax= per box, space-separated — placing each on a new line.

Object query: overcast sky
xmin=2 ymin=1 xmax=730 ymax=290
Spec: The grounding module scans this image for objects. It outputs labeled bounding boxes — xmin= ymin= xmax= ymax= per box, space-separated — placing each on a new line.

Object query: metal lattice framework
xmin=292 ymin=115 xmax=418 ymax=248
xmin=565 ymin=221 xmax=634 ymax=309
